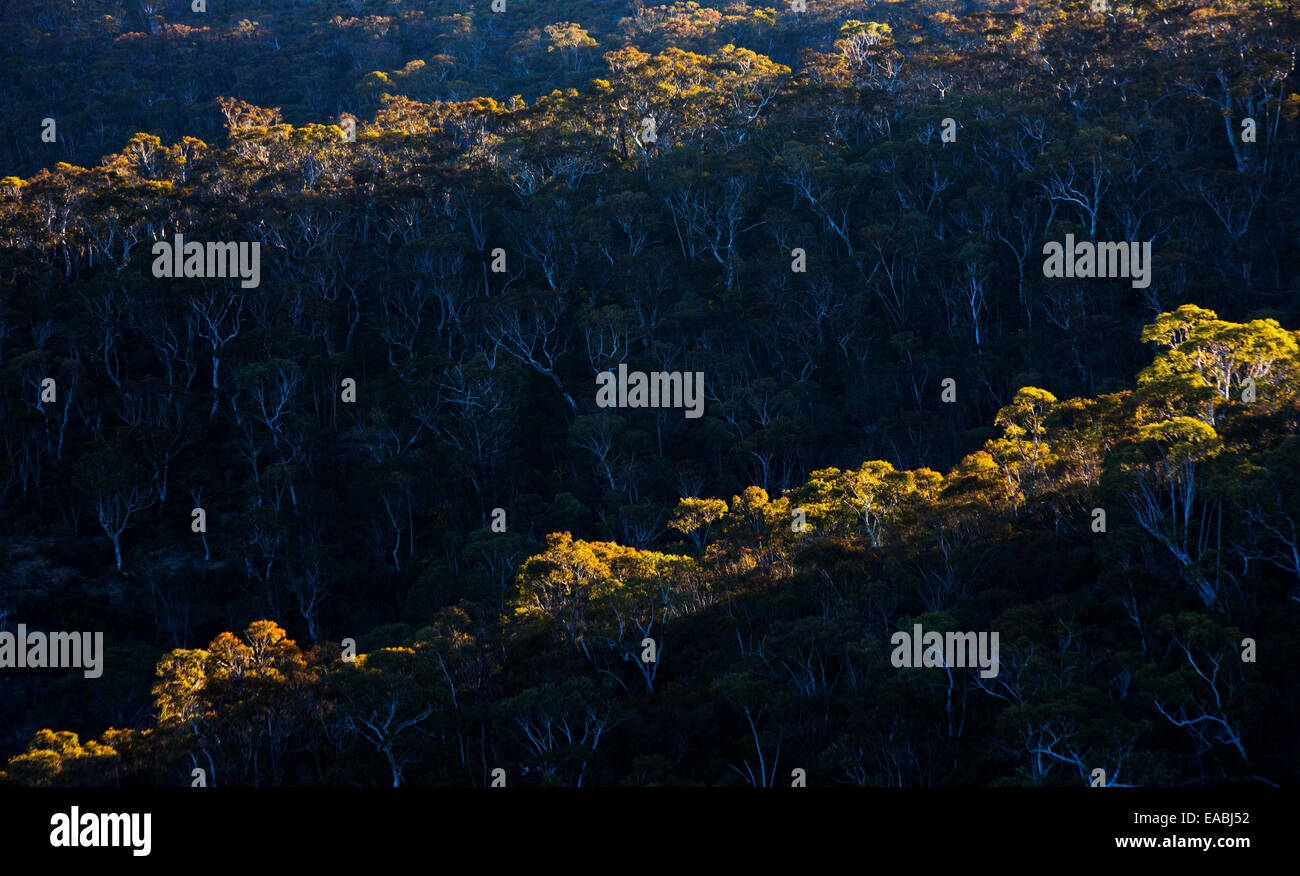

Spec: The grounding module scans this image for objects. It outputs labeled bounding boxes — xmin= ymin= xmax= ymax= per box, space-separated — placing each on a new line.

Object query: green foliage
xmin=2 ymin=0 xmax=1299 ymax=788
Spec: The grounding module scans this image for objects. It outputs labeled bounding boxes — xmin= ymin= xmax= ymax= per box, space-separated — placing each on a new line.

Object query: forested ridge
xmin=1 ymin=0 xmax=1298 ymax=786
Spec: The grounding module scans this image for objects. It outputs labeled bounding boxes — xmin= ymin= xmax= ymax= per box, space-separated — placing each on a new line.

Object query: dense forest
xmin=1 ymin=0 xmax=1298 ymax=787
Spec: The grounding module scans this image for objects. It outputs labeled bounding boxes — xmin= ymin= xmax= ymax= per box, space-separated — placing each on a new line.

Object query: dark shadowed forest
xmin=1 ymin=0 xmax=1298 ymax=789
